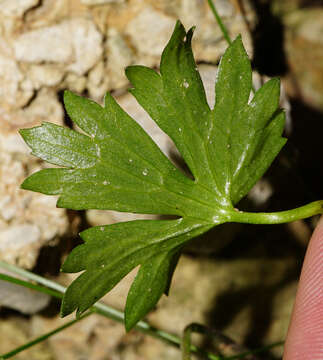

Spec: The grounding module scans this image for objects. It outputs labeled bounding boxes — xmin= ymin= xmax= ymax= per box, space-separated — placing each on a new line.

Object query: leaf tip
xmin=124 ymin=308 xmax=137 ymax=332
xmin=20 ymin=177 xmax=30 ymax=191
xmin=63 ymin=89 xmax=74 ymax=103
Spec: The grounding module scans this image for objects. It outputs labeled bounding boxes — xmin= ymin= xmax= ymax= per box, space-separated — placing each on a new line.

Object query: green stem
xmin=181 ymin=323 xmax=284 ymax=360
xmin=0 ymin=311 xmax=93 ymax=359
xmin=0 ymin=273 xmax=62 ymax=299
xmin=230 ymin=200 xmax=323 ymax=225
xmin=0 ymin=262 xmax=213 ymax=358
xmin=207 ymin=0 xmax=232 ymax=46
xmin=206 ymin=0 xmax=256 ymax=94
xmin=0 ymin=261 xmax=66 ymax=294
xmin=182 ymin=323 xmax=221 ymax=360
xmin=0 ymin=264 xmax=285 ymax=359
xmin=224 ymin=340 xmax=284 ymax=360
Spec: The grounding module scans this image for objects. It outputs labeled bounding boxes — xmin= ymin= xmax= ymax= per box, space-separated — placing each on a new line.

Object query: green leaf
xmin=60 ymin=218 xmax=211 ymax=318
xmin=125 ymin=248 xmax=181 ymax=331
xmin=20 ymin=21 xmax=286 ymax=330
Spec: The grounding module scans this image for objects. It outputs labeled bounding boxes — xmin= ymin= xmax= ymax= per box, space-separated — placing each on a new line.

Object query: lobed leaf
xmin=60 ymin=218 xmax=211 ymax=318
xmin=20 ymin=20 xmax=286 ymax=330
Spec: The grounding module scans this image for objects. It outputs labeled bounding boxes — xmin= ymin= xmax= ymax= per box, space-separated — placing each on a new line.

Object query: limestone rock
xmin=284 ymin=8 xmax=323 ymax=111
xmin=24 ymin=0 xmax=70 ymax=27
xmin=0 ymin=269 xmax=50 ymax=314
xmin=0 ymin=0 xmax=40 ymax=18
xmin=0 ymin=150 xmax=68 ymax=268
xmin=0 ymin=89 xmax=69 ymax=269
xmin=104 ymin=27 xmax=134 ymax=89
xmin=64 ymin=73 xmax=87 ymax=94
xmin=0 ymin=47 xmax=34 ymax=109
xmin=13 ymin=18 xmax=103 ymax=75
xmin=16 ymin=253 xmax=294 ymax=358
xmin=87 ymin=61 xmax=109 ymax=100
xmin=27 ymin=64 xmax=65 ymax=90
xmin=125 ymin=6 xmax=175 ymax=58
xmin=81 ymin=0 xmax=125 ymax=5
xmin=0 ymin=316 xmax=53 ymax=359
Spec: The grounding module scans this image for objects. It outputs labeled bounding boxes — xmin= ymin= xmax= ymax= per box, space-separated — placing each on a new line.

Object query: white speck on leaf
xmin=96 ymin=145 xmax=101 ymax=157
xmin=213 ymin=215 xmax=220 ymax=223
xmin=142 ymin=169 xmax=148 ymax=176
xmin=183 ymin=80 xmax=189 ymax=88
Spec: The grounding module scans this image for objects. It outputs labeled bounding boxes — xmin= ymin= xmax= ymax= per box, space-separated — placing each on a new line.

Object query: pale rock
xmin=25 ymin=0 xmax=70 ymax=27
xmin=27 ymin=64 xmax=65 ymax=89
xmin=13 ymin=18 xmax=103 ymax=75
xmin=24 ymin=254 xmax=294 ymax=358
xmin=0 ymin=268 xmax=50 ymax=314
xmin=105 ymin=27 xmax=134 ymax=89
xmin=88 ymin=61 xmax=104 ymax=87
xmin=125 ymin=6 xmax=175 ymax=57
xmin=178 ymin=0 xmax=205 ymax=30
xmin=0 ymin=151 xmax=68 ymax=268
xmin=0 ymin=52 xmax=24 ymax=108
xmin=64 ymin=72 xmax=87 ymax=93
xmin=81 ymin=0 xmax=124 ymax=5
xmin=67 ymin=19 xmax=103 ymax=75
xmin=31 ymin=312 xmax=125 ymax=360
xmin=87 ymin=61 xmax=109 ymax=100
xmin=0 ymin=0 xmax=39 ymax=18
xmin=284 ymin=9 xmax=323 ymax=111
xmin=13 ymin=23 xmax=72 ymax=63
xmin=0 ymin=89 xmax=63 ymax=155
xmin=0 ymin=317 xmax=53 ymax=359
xmin=0 ymin=224 xmax=41 ymax=266
xmin=0 ymin=89 xmax=68 ymax=269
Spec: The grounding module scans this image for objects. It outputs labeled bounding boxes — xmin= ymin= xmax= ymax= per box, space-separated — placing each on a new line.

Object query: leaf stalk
xmin=229 ymin=200 xmax=323 ymax=224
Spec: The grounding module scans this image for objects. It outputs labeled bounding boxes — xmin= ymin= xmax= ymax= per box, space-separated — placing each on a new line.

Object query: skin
xmin=283 ymin=216 xmax=323 ymax=359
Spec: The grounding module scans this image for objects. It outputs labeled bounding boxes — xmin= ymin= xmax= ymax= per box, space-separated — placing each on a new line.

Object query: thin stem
xmin=0 ymin=273 xmax=62 ymax=299
xmin=0 ymin=261 xmax=66 ymax=294
xmin=0 ymin=262 xmax=216 ymax=359
xmin=224 ymin=340 xmax=285 ymax=360
xmin=207 ymin=0 xmax=232 ymax=46
xmin=0 ymin=311 xmax=93 ymax=359
xmin=206 ymin=0 xmax=256 ymax=94
xmin=182 ymin=323 xmax=284 ymax=360
xmin=230 ymin=200 xmax=323 ymax=225
xmin=182 ymin=323 xmax=221 ymax=360
xmin=0 ymin=263 xmax=285 ymax=359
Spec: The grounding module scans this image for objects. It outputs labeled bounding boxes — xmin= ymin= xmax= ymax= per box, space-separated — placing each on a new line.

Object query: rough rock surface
xmin=0 ymin=254 xmax=296 ymax=358
xmin=284 ymin=8 xmax=323 ymax=111
xmin=13 ymin=18 xmax=103 ymax=75
xmin=0 ymin=0 xmax=39 ymax=17
xmin=82 ymin=0 xmax=125 ymax=4
xmin=0 ymin=269 xmax=50 ymax=314
xmin=0 ymin=90 xmax=69 ymax=268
